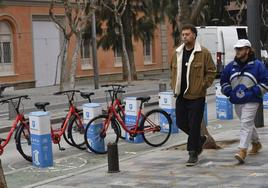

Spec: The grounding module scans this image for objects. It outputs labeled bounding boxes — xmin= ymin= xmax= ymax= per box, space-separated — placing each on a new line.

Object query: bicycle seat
xmin=136 ymin=96 xmax=150 ymax=103
xmin=34 ymin=102 xmax=50 ymax=110
xmin=80 ymin=92 xmax=94 ymax=99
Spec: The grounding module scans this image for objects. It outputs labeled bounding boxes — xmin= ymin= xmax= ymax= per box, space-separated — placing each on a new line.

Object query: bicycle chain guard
xmin=129 ymin=127 xmax=137 ymax=138
xmin=52 ymin=134 xmax=61 ymax=144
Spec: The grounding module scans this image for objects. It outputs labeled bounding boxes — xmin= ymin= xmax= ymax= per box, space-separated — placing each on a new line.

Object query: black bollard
xmin=107 ymin=142 xmax=120 ymax=173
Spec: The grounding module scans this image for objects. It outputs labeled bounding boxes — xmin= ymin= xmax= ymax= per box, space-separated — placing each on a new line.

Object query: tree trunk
xmin=118 ymin=17 xmax=132 ymax=84
xmin=127 ymin=47 xmax=137 ymax=80
xmin=122 ymin=54 xmax=128 ymax=81
xmin=0 ymin=160 xmax=7 ymax=188
xmin=69 ymin=35 xmax=81 ymax=89
xmin=59 ymin=38 xmax=69 ymax=91
xmin=123 ymin=16 xmax=137 ymax=80
xmin=201 ymin=119 xmax=221 ymax=149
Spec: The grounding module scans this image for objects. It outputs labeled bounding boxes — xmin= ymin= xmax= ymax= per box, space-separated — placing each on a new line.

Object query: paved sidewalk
xmin=22 ymin=120 xmax=268 ymax=188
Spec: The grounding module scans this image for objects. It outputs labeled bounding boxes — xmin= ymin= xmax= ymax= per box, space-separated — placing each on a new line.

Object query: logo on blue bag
xmin=86 ymin=112 xmax=90 ymax=118
xmin=32 ymin=121 xmax=36 ymax=128
xmin=164 ymin=98 xmax=167 ymax=103
xmin=129 ymin=104 xmax=133 ymax=110
xmin=236 ymin=88 xmax=245 ymax=99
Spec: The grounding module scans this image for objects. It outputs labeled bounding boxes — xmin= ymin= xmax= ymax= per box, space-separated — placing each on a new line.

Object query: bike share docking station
xmin=124 ymin=97 xmax=144 ymax=143
xmin=263 ymin=93 xmax=268 ymax=109
xmin=29 ymin=111 xmax=53 ymax=168
xmin=159 ymin=91 xmax=208 ymax=129
xmin=215 ymin=83 xmax=233 ymax=120
xmin=159 ymin=92 xmax=178 ymax=133
xmin=83 ymin=103 xmax=104 ymax=152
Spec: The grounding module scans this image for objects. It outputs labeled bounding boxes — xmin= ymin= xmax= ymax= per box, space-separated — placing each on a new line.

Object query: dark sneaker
xmin=186 ymin=151 xmax=198 ymax=167
xmin=198 ymin=135 xmax=207 ymax=156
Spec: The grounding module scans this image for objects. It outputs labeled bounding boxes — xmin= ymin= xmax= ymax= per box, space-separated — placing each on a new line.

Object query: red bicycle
xmin=0 ymin=95 xmax=34 ymax=162
xmin=52 ymin=90 xmax=94 ymax=150
xmin=84 ymin=84 xmax=172 ymax=154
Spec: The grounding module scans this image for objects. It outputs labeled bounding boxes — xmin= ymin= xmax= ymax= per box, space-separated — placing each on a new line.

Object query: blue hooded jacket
xmin=220 ymin=57 xmax=268 ymax=104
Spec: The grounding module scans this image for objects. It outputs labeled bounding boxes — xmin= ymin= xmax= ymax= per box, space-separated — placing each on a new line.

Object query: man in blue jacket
xmin=220 ymin=39 xmax=268 ymax=163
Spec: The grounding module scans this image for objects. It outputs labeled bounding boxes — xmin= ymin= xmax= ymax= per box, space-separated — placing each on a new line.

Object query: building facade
xmin=0 ymin=0 xmax=174 ymax=88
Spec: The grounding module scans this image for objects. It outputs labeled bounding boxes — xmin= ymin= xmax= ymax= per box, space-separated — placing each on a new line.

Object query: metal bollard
xmin=107 ymin=142 xmax=120 ymax=173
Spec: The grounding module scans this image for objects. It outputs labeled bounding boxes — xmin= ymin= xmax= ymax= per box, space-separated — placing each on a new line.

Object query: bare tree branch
xmin=102 ymin=1 xmax=115 ymax=13
xmin=119 ymin=0 xmax=127 ymax=17
xmin=190 ymin=0 xmax=209 ymax=24
xmin=226 ymin=9 xmax=237 ymax=25
xmin=49 ymin=0 xmax=67 ymax=36
xmin=236 ymin=0 xmax=246 ymax=25
xmin=118 ymin=0 xmax=125 ymax=12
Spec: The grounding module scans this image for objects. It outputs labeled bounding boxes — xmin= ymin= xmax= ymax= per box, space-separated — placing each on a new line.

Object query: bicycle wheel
xmin=15 ymin=123 xmax=32 ymax=162
xmin=84 ymin=114 xmax=119 ymax=154
xmin=68 ymin=112 xmax=86 ymax=150
xmin=140 ymin=109 xmax=172 ymax=147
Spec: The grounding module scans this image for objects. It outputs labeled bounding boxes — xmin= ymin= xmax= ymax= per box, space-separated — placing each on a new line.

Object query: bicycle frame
xmin=51 ymin=104 xmax=83 ymax=144
xmin=103 ymin=98 xmax=161 ymax=136
xmin=0 ymin=113 xmax=27 ymax=155
xmin=103 ymin=98 xmax=141 ymax=135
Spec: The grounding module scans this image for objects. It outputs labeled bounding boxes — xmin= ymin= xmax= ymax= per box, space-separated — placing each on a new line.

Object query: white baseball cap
xmin=234 ymin=39 xmax=252 ymax=48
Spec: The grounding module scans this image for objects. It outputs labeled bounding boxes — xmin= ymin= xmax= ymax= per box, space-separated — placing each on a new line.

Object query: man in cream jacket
xmin=170 ymin=24 xmax=216 ymax=166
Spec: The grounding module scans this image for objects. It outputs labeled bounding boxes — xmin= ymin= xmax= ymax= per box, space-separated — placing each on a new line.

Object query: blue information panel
xmin=216 ymin=97 xmax=233 ymax=120
xmin=31 ymin=134 xmax=53 ymax=168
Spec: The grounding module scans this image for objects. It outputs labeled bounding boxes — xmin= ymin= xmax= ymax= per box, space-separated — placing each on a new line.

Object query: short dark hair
xmin=181 ymin=24 xmax=197 ymax=37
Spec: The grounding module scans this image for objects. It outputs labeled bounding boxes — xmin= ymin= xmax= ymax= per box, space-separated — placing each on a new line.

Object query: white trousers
xmin=234 ymin=103 xmax=260 ymax=149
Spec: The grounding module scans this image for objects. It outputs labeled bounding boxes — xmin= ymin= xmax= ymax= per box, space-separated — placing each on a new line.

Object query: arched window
xmin=0 ymin=21 xmax=13 ymax=73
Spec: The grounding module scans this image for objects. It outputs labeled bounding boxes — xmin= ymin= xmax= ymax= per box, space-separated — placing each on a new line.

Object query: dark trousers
xmin=176 ymin=96 xmax=205 ymax=152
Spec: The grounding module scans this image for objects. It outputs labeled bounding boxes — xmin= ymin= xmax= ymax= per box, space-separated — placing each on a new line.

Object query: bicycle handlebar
xmin=101 ymin=84 xmax=127 ymax=88
xmin=105 ymin=89 xmax=126 ymax=94
xmin=0 ymin=95 xmax=30 ymax=115
xmin=53 ymin=90 xmax=81 ymax=106
xmin=53 ymin=90 xmax=81 ymax=96
xmin=0 ymin=95 xmax=30 ymax=104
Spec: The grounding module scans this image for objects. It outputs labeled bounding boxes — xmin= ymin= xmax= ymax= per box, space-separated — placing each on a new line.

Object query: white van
xmin=196 ymin=26 xmax=248 ymax=74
